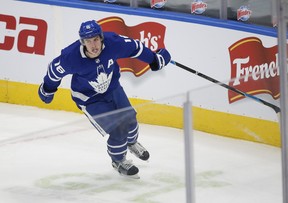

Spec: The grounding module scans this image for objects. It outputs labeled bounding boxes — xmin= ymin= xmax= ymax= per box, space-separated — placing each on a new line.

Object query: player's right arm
xmin=38 ymin=55 xmax=69 ymax=104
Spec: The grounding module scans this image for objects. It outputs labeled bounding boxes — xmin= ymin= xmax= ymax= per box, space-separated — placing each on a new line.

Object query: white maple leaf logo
xmin=89 ymin=71 xmax=113 ymax=94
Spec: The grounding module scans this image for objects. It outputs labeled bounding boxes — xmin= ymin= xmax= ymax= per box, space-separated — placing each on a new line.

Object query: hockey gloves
xmin=150 ymin=48 xmax=171 ymax=71
xmin=38 ymin=83 xmax=56 ymax=104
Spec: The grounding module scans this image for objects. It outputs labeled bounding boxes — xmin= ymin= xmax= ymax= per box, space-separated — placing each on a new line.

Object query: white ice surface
xmin=0 ymin=102 xmax=282 ymax=203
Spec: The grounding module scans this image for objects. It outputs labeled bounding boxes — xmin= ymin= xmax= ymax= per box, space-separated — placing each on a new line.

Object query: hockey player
xmin=38 ymin=20 xmax=171 ymax=178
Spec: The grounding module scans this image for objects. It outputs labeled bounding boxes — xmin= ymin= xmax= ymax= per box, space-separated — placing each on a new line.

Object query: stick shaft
xmin=170 ymin=60 xmax=280 ymax=114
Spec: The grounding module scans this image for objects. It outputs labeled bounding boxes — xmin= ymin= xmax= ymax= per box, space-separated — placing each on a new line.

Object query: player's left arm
xmin=117 ymin=35 xmax=171 ymax=71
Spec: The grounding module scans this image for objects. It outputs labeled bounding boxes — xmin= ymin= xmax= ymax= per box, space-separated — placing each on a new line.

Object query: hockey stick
xmin=170 ymin=60 xmax=281 ymax=114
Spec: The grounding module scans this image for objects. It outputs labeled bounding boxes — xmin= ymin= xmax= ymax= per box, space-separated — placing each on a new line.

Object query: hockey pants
xmin=79 ymin=85 xmax=139 ymax=161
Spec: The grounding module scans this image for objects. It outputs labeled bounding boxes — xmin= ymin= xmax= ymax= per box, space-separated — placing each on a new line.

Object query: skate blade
xmin=119 ymin=173 xmax=140 ymax=179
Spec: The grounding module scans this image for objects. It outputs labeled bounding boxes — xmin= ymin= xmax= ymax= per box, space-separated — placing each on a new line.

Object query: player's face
xmin=83 ymin=35 xmax=102 ymax=58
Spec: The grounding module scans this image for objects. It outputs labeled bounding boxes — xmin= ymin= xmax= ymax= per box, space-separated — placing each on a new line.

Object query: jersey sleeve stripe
xmin=130 ymin=40 xmax=143 ymax=58
xmin=47 ymin=63 xmax=62 ymax=82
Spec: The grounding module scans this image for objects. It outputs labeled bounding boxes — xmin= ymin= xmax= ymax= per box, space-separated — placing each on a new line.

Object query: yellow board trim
xmin=0 ymin=80 xmax=280 ymax=147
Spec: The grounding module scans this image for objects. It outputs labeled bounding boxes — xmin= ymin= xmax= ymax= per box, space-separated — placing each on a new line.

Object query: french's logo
xmin=228 ymin=37 xmax=280 ymax=103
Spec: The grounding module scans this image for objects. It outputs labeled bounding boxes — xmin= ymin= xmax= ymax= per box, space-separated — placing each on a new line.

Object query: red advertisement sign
xmin=228 ymin=37 xmax=280 ymax=103
xmin=98 ymin=16 xmax=167 ymax=76
xmin=0 ymin=14 xmax=47 ymax=55
xmin=191 ymin=0 xmax=207 ymax=14
xmin=237 ymin=6 xmax=252 ymax=21
xmin=150 ymin=0 xmax=167 ymax=8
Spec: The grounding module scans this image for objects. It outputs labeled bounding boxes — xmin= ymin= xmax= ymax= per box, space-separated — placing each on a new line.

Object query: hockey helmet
xmin=79 ymin=20 xmax=103 ymax=40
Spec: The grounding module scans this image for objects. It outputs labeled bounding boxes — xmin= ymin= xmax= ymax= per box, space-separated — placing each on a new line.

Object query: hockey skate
xmin=128 ymin=142 xmax=150 ymax=161
xmin=112 ymin=159 xmax=140 ymax=179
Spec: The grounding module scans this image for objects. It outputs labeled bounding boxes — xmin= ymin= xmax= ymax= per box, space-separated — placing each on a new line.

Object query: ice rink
xmin=0 ymin=102 xmax=282 ymax=203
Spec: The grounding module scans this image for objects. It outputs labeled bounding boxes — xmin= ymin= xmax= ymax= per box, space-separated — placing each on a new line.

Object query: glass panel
xmin=227 ymin=0 xmax=273 ymax=27
xmin=79 ymin=0 xmax=276 ymax=27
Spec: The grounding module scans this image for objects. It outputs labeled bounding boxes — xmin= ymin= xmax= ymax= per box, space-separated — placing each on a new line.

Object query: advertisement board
xmin=0 ymin=0 xmax=284 ymax=145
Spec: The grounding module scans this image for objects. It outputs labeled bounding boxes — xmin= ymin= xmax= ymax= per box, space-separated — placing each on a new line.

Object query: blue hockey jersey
xmin=43 ymin=32 xmax=156 ymax=105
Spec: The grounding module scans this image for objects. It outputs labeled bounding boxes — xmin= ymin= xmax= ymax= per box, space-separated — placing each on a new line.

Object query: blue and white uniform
xmin=42 ymin=32 xmax=156 ymax=161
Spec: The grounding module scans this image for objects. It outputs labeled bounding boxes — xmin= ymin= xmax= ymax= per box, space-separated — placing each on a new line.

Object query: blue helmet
xmin=79 ymin=20 xmax=103 ymax=40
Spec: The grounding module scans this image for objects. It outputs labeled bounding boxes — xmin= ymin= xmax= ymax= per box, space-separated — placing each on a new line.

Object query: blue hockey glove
xmin=38 ymin=83 xmax=56 ymax=104
xmin=150 ymin=48 xmax=171 ymax=71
